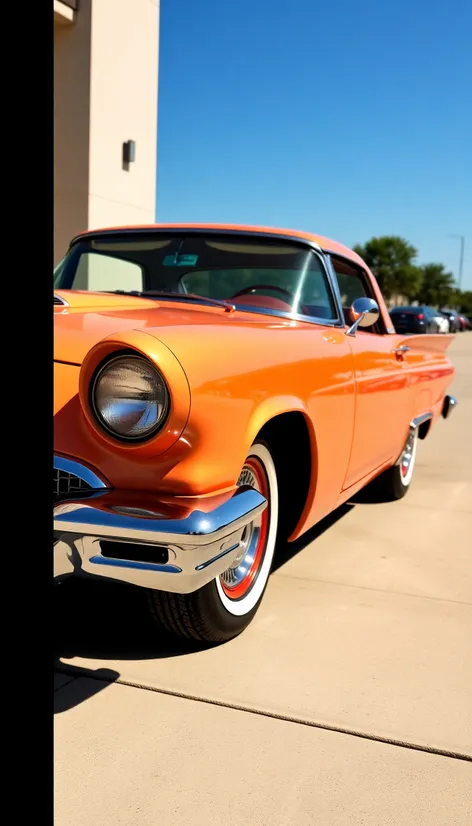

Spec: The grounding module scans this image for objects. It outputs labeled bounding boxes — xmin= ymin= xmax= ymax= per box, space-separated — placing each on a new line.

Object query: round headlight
xmin=92 ymin=355 xmax=169 ymax=441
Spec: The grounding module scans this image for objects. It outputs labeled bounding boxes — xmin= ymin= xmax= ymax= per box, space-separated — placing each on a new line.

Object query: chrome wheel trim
xmin=219 ymin=467 xmax=264 ymax=590
xmin=215 ymin=443 xmax=278 ymax=617
xmin=399 ymin=427 xmax=418 ymax=486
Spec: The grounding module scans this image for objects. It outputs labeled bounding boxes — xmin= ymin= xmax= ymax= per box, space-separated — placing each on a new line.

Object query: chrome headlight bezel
xmin=90 ymin=353 xmax=170 ymax=443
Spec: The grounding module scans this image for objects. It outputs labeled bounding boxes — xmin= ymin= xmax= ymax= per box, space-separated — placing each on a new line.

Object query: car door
xmin=329 ymin=255 xmax=411 ymax=489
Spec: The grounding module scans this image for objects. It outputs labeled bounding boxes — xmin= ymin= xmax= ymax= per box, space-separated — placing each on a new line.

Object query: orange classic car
xmin=54 ymin=224 xmax=457 ymax=643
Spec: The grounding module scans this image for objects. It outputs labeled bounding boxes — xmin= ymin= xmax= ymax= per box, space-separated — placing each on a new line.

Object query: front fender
xmin=246 ymin=395 xmax=309 ymax=447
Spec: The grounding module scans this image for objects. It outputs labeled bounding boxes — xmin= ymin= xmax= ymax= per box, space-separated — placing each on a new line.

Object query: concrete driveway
xmin=54 ymin=334 xmax=472 ymax=825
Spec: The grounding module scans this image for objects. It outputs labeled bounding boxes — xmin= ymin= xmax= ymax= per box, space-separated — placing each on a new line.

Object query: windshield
xmin=54 ymin=233 xmax=337 ymax=321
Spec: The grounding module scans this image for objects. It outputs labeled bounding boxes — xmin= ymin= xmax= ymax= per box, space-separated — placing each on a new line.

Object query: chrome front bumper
xmin=54 ymin=485 xmax=267 ymax=594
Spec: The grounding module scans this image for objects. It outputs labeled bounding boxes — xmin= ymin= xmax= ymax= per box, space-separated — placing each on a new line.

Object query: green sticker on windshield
xmin=163 ymin=253 xmax=199 ymax=267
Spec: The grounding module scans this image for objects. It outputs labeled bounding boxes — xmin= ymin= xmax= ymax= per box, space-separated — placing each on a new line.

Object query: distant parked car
xmin=439 ymin=309 xmax=461 ymax=333
xmin=389 ymin=306 xmax=440 ymax=334
xmin=458 ymin=315 xmax=471 ymax=331
xmin=432 ymin=311 xmax=450 ymax=334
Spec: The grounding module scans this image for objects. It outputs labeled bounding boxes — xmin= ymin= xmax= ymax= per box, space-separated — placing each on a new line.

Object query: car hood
xmin=53 ymin=290 xmax=273 ymax=365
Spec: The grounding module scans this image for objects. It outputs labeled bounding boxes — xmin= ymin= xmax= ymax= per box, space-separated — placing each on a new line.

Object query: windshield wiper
xmin=105 ymin=290 xmax=236 ymax=313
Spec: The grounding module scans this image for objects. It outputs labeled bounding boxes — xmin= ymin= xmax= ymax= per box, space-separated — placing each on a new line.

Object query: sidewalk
xmin=54 ymin=334 xmax=472 ymax=825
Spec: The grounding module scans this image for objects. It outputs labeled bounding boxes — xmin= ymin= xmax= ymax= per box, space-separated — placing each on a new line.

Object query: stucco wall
xmin=54 ymin=0 xmax=159 ymax=264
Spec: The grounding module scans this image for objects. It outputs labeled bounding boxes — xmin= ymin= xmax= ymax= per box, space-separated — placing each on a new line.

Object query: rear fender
xmin=403 ymin=333 xmax=455 ymax=426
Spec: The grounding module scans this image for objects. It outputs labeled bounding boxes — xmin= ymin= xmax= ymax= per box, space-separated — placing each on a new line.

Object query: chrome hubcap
xmin=400 ymin=429 xmax=416 ymax=477
xmin=219 ymin=466 xmax=264 ymax=590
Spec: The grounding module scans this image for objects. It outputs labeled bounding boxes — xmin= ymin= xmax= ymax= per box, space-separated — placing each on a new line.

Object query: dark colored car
xmin=439 ymin=309 xmax=461 ymax=333
xmin=389 ymin=305 xmax=440 ymax=334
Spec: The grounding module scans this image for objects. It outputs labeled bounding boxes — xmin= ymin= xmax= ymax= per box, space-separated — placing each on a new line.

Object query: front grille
xmin=54 ymin=468 xmax=93 ymax=500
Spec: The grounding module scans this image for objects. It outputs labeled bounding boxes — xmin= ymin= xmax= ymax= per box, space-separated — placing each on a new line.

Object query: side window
xmin=299 ymin=268 xmax=337 ymax=319
xmin=330 ymin=256 xmax=381 ymax=333
xmin=73 ymin=252 xmax=144 ymax=292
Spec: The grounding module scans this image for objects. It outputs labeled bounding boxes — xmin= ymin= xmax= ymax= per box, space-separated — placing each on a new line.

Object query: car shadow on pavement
xmin=54 ymin=502 xmax=354 ymax=702
xmin=54 ymin=668 xmax=120 ymax=714
xmin=349 ymin=485 xmax=397 ymax=505
xmin=54 ymin=577 xmax=210 ymax=711
xmin=272 ymin=503 xmax=354 ymax=572
xmin=54 ymin=577 xmax=209 ymax=665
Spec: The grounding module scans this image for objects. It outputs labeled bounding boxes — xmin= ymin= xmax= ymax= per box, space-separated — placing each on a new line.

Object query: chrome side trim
xmin=393 ymin=412 xmax=433 ymax=459
xmin=53 ymin=455 xmax=109 ymax=490
xmin=53 ymin=486 xmax=267 ymax=593
xmin=410 ymin=412 xmax=433 ymax=429
xmin=442 ymin=395 xmax=458 ymax=419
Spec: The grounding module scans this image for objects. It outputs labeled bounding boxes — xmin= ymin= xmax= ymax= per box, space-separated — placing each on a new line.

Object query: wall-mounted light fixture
xmin=122 ymin=140 xmax=136 ymax=169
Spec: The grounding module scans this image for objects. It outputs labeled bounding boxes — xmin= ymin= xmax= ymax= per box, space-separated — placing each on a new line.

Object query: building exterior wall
xmin=54 ymin=0 xmax=159 ymax=264
xmin=54 ymin=1 xmax=92 ymax=264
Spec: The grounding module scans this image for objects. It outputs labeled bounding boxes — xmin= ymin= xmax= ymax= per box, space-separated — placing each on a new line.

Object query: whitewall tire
xmin=368 ymin=426 xmax=419 ymax=501
xmin=146 ymin=439 xmax=279 ymax=643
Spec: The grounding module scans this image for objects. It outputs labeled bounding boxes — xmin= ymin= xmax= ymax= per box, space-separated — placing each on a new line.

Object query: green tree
xmin=457 ymin=290 xmax=472 ymax=315
xmin=415 ymin=263 xmax=456 ymax=307
xmin=353 ymin=236 xmax=422 ymax=301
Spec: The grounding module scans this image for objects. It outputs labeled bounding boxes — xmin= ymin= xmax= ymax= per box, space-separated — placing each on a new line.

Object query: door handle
xmin=393 ymin=345 xmax=410 ymax=358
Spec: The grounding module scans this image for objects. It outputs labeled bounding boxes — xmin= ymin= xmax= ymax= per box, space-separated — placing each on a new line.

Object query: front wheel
xmin=147 ymin=441 xmax=279 ymax=643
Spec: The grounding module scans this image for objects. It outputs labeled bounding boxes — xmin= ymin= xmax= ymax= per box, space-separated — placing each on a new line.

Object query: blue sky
xmin=156 ymin=0 xmax=472 ymax=289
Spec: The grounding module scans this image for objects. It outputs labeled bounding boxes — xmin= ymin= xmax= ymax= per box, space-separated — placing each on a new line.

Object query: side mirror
xmin=346 ymin=297 xmax=380 ymax=337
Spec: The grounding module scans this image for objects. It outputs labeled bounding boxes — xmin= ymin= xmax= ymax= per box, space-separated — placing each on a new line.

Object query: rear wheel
xmin=366 ymin=427 xmax=418 ymax=501
xmin=146 ymin=441 xmax=278 ymax=643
